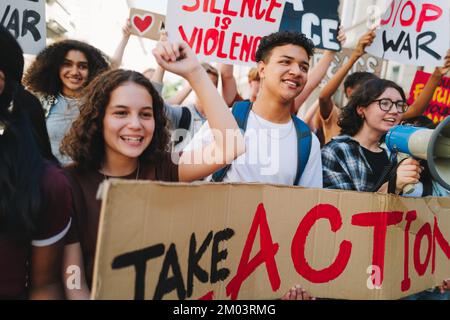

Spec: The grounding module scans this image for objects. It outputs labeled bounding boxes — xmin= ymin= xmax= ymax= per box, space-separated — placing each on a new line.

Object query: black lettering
xmin=187 ymin=231 xmax=213 ymax=298
xmin=154 ymin=244 xmax=186 ymax=300
xmin=399 ymin=33 xmax=412 ymax=59
xmin=112 ymin=243 xmax=165 ymax=300
xmin=382 ymin=30 xmax=405 ymax=53
xmin=22 ymin=10 xmax=41 ymax=41
xmin=416 ymin=32 xmax=440 ymax=60
xmin=0 ymin=5 xmax=11 ymax=26
xmin=5 ymin=9 xmax=20 ymax=39
xmin=211 ymin=228 xmax=235 ymax=283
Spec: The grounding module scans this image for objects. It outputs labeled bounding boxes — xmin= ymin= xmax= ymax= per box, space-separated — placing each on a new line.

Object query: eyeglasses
xmin=372 ymin=99 xmax=409 ymax=113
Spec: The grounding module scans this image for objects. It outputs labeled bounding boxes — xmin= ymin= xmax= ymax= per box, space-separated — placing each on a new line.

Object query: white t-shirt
xmin=184 ymin=111 xmax=323 ymax=188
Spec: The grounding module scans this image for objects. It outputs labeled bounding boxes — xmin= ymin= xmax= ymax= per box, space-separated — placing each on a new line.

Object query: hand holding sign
xmin=437 ymin=49 xmax=450 ymax=76
xmin=152 ymin=34 xmax=200 ymax=81
xmin=355 ymin=29 xmax=376 ymax=59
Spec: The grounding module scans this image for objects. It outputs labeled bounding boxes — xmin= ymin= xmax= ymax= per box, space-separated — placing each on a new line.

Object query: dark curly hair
xmin=60 ymin=69 xmax=170 ymax=171
xmin=255 ymin=31 xmax=315 ymax=63
xmin=23 ymin=39 xmax=110 ymax=96
xmin=338 ymin=79 xmax=406 ymax=136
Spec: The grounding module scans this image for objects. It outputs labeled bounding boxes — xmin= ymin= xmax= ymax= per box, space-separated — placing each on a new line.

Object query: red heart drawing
xmin=132 ymin=14 xmax=154 ymax=34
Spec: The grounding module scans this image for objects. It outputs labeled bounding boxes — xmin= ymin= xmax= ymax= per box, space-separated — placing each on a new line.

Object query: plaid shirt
xmin=321 ymin=135 xmax=394 ymax=192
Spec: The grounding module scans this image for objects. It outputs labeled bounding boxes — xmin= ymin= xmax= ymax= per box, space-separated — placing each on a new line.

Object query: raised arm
xmin=318 ymin=29 xmax=375 ymax=119
xmin=220 ymin=63 xmax=239 ymax=106
xmin=403 ymin=50 xmax=450 ymax=119
xmin=152 ymin=40 xmax=245 ymax=182
xmin=293 ymin=26 xmax=347 ymax=114
xmin=110 ymin=19 xmax=132 ymax=69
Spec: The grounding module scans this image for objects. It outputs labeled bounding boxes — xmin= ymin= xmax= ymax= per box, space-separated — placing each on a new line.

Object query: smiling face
xmin=59 ymin=50 xmax=89 ymax=97
xmin=258 ymin=44 xmax=309 ymax=103
xmin=357 ymin=87 xmax=404 ymax=135
xmin=103 ymin=82 xmax=155 ymax=166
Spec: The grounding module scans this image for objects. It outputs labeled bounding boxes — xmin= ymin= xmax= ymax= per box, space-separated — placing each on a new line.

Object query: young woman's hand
xmin=152 ymin=32 xmax=201 ymax=81
xmin=395 ymin=158 xmax=423 ymax=194
xmin=281 ymin=284 xmax=316 ymax=300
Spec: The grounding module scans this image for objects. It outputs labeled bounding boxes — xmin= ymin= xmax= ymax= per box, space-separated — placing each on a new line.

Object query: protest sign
xmin=165 ymin=0 xmax=286 ymax=66
xmin=0 ymin=0 xmax=45 ymax=55
xmin=408 ymin=70 xmax=450 ymax=123
xmin=280 ymin=0 xmax=341 ymax=51
xmin=312 ymin=48 xmax=383 ymax=87
xmin=129 ymin=8 xmax=165 ymax=41
xmin=92 ymin=181 xmax=450 ymax=300
xmin=366 ymin=0 xmax=450 ymax=67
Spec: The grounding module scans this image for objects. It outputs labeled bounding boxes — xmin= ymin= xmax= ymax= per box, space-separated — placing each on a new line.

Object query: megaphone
xmin=385 ymin=116 xmax=450 ymax=192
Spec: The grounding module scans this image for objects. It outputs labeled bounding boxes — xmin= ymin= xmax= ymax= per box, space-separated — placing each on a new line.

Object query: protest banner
xmin=280 ymin=0 xmax=341 ymax=51
xmin=366 ymin=0 xmax=450 ymax=67
xmin=129 ymin=8 xmax=165 ymax=41
xmin=408 ymin=70 xmax=450 ymax=123
xmin=91 ymin=181 xmax=450 ymax=300
xmin=165 ymin=0 xmax=286 ymax=66
xmin=312 ymin=48 xmax=383 ymax=88
xmin=0 ymin=0 xmax=45 ymax=55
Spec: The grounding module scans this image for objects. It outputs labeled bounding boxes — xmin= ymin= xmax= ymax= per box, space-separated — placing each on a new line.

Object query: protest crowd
xmin=0 ymin=0 xmax=450 ymax=301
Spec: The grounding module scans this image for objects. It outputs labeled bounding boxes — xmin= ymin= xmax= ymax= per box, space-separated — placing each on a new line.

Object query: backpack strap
xmin=292 ymin=116 xmax=312 ymax=186
xmin=174 ymin=106 xmax=192 ymax=146
xmin=211 ymin=100 xmax=252 ymax=182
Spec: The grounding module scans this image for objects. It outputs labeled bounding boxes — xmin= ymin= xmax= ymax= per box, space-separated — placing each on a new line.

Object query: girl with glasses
xmin=321 ymin=78 xmax=422 ymax=193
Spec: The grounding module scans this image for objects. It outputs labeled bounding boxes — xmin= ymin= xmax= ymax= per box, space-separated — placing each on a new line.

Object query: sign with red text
xmin=366 ymin=0 xmax=450 ymax=67
xmin=129 ymin=8 xmax=165 ymax=41
xmin=165 ymin=0 xmax=287 ymax=66
xmin=408 ymin=70 xmax=450 ymax=123
xmin=0 ymin=0 xmax=45 ymax=55
xmin=92 ymin=181 xmax=450 ymax=300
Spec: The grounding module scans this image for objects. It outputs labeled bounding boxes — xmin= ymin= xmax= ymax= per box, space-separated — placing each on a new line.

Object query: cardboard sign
xmin=129 ymin=8 xmax=165 ymax=41
xmin=92 ymin=181 xmax=450 ymax=300
xmin=280 ymin=0 xmax=341 ymax=51
xmin=165 ymin=0 xmax=286 ymax=66
xmin=366 ymin=0 xmax=450 ymax=67
xmin=0 ymin=0 xmax=45 ymax=55
xmin=408 ymin=70 xmax=450 ymax=124
xmin=312 ymin=48 xmax=383 ymax=88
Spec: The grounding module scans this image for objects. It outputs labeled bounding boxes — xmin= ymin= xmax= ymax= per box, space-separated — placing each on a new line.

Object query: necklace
xmin=96 ymin=162 xmax=141 ymax=200
xmin=253 ymin=112 xmax=294 ymax=140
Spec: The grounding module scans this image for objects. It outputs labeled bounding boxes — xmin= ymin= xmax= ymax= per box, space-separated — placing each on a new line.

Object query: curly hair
xmin=338 ymin=79 xmax=407 ymax=136
xmin=23 ymin=39 xmax=110 ymax=96
xmin=255 ymin=31 xmax=315 ymax=63
xmin=60 ymin=69 xmax=170 ymax=171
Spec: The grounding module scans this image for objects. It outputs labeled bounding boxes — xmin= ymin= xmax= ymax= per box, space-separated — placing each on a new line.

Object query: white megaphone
xmin=385 ymin=116 xmax=450 ymax=193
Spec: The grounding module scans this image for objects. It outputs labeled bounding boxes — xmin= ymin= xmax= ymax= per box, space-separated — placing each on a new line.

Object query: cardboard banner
xmin=129 ymin=8 xmax=165 ymax=41
xmin=0 ymin=0 xmax=46 ymax=55
xmin=280 ymin=0 xmax=341 ymax=51
xmin=366 ymin=0 xmax=450 ymax=67
xmin=165 ymin=0 xmax=287 ymax=66
xmin=92 ymin=181 xmax=450 ymax=300
xmin=311 ymin=48 xmax=383 ymax=88
xmin=408 ymin=70 xmax=450 ymax=124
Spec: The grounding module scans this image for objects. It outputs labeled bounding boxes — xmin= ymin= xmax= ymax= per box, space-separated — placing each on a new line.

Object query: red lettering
xmin=351 ymin=211 xmax=403 ymax=286
xmin=392 ymin=0 xmax=404 ymax=27
xmin=198 ymin=291 xmax=214 ymax=300
xmin=417 ymin=4 xmax=443 ymax=33
xmin=178 ymin=26 xmax=199 ymax=49
xmin=400 ymin=1 xmax=416 ymax=27
xmin=240 ymin=35 xmax=253 ymax=62
xmin=216 ymin=30 xmax=228 ymax=59
xmin=226 ymin=203 xmax=280 ymax=300
xmin=182 ymin=0 xmax=200 ymax=12
xmin=204 ymin=28 xmax=219 ymax=56
xmin=251 ymin=36 xmax=262 ymax=62
xmin=229 ymin=32 xmax=242 ymax=60
xmin=432 ymin=216 xmax=450 ymax=273
xmin=209 ymin=0 xmax=221 ymax=14
xmin=401 ymin=210 xmax=417 ymax=292
xmin=265 ymin=0 xmax=283 ymax=23
xmin=255 ymin=0 xmax=266 ymax=20
xmin=291 ymin=204 xmax=352 ymax=283
xmin=240 ymin=0 xmax=256 ymax=18
xmin=381 ymin=0 xmax=395 ymax=26
xmin=413 ymin=223 xmax=432 ymax=276
xmin=223 ymin=0 xmax=238 ymax=16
